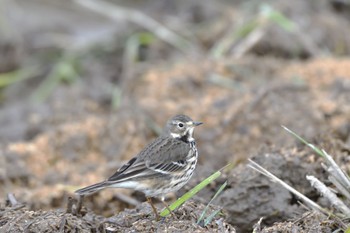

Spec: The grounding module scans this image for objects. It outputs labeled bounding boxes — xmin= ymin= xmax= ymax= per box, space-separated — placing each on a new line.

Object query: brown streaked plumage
xmin=75 ymin=114 xmax=202 ymax=219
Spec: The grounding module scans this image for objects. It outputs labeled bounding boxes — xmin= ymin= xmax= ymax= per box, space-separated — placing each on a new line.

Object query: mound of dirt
xmin=258 ymin=211 xmax=336 ymax=233
xmin=0 ymin=200 xmax=234 ymax=232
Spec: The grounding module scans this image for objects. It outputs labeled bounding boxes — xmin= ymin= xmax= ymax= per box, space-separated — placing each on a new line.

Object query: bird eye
xmin=178 ymin=123 xmax=184 ymax=128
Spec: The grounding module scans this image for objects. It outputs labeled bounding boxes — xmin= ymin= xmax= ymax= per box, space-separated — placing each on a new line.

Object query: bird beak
xmin=193 ymin=121 xmax=203 ymax=126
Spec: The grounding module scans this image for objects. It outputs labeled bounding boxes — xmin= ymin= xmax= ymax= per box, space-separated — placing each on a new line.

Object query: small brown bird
xmin=75 ymin=114 xmax=202 ymax=218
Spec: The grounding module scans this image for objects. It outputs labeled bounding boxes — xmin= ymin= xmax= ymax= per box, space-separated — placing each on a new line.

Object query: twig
xmin=1 ymin=205 xmax=25 ymax=218
xmin=292 ymin=211 xmax=314 ymax=224
xmin=248 ymin=159 xmax=328 ymax=215
xmin=98 ymin=222 xmax=106 ymax=233
xmin=66 ymin=196 xmax=75 ymax=214
xmin=6 ymin=193 xmax=18 ymax=207
xmin=3 ymin=212 xmax=27 ymax=232
xmin=4 ymin=193 xmax=25 ymax=211
xmin=59 ymin=216 xmax=67 ymax=233
xmin=232 ymin=26 xmax=266 ymax=59
xmin=322 ymin=150 xmax=350 ymax=191
xmin=252 ymin=217 xmax=263 ymax=233
xmin=23 ymin=212 xmax=52 ymax=233
xmin=328 ymin=175 xmax=350 ymax=200
xmin=23 ymin=219 xmax=36 ymax=233
xmin=306 ymin=175 xmax=350 ymax=216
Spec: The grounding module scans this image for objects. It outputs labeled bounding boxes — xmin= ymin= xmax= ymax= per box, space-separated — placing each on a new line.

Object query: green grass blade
xmin=111 ymin=86 xmax=122 ymax=110
xmin=345 ymin=226 xmax=350 ymax=233
xmin=0 ymin=70 xmax=20 ymax=87
xmin=197 ymin=181 xmax=227 ymax=225
xmin=0 ymin=67 xmax=39 ymax=88
xmin=282 ymin=125 xmax=324 ymax=157
xmin=260 ymin=4 xmax=296 ymax=32
xmin=160 ymin=164 xmax=230 ymax=217
xmin=204 ymin=209 xmax=222 ymax=226
xmin=32 ymin=54 xmax=79 ymax=102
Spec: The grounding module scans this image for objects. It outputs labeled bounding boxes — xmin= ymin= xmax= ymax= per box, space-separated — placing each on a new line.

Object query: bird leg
xmin=147 ymin=197 xmax=160 ymax=220
xmin=160 ymin=198 xmax=176 ymax=219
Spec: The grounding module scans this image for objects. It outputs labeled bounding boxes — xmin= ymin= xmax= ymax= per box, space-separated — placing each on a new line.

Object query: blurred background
xmin=1 ymin=0 xmax=350 ymax=231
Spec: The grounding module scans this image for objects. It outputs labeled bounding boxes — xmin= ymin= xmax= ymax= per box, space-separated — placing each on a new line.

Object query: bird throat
xmin=179 ymin=134 xmax=194 ymax=143
xmin=171 ymin=128 xmax=194 ymax=143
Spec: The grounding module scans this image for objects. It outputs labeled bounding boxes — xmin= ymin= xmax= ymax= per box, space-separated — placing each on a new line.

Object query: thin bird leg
xmin=75 ymin=195 xmax=84 ymax=215
xmin=147 ymin=197 xmax=160 ymax=220
xmin=160 ymin=198 xmax=176 ymax=218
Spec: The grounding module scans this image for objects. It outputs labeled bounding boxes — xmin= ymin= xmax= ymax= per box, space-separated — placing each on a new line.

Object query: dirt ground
xmin=1 ymin=0 xmax=350 ymax=232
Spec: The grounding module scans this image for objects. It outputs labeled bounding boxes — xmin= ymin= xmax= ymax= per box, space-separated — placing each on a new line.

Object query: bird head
xmin=164 ymin=114 xmax=202 ymax=142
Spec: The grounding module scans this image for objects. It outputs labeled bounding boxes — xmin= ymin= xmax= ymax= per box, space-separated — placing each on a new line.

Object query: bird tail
xmin=75 ymin=181 xmax=108 ymax=196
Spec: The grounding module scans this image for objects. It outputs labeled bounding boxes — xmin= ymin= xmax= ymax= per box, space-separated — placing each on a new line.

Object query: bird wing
xmin=106 ymin=137 xmax=191 ymax=182
xmin=106 ymin=156 xmax=148 ymax=182
xmin=145 ymin=136 xmax=192 ymax=173
xmin=146 ymin=160 xmax=187 ymax=174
